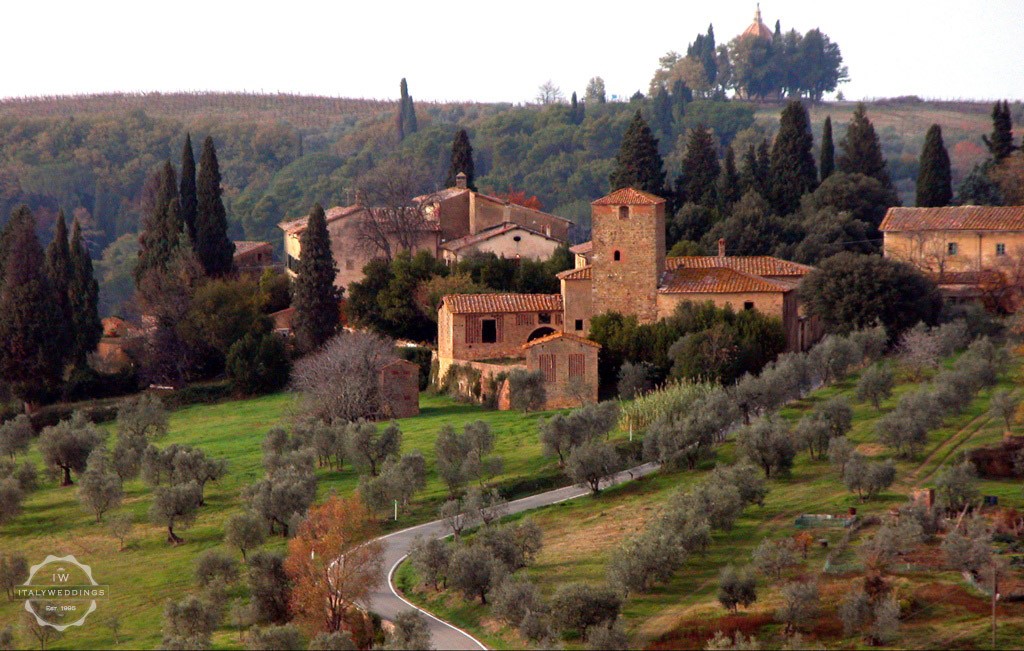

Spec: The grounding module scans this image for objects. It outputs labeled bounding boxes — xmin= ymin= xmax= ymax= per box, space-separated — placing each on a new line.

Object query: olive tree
xmin=0 ymin=415 xmax=32 ymax=459
xmin=716 ymin=565 xmax=757 ymax=612
xmin=566 ymin=440 xmax=620 ymax=495
xmin=224 ymin=512 xmax=268 ymax=561
xmin=856 ymin=364 xmax=895 ymax=410
xmin=738 ymin=417 xmax=796 ymax=478
xmin=38 ymin=413 xmax=106 ymax=486
xmin=346 ymin=421 xmax=401 ymax=477
xmin=77 ymin=448 xmax=123 ymax=522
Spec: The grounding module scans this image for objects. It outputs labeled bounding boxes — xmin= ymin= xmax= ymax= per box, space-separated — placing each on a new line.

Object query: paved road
xmin=367 ymin=461 xmax=661 ymax=650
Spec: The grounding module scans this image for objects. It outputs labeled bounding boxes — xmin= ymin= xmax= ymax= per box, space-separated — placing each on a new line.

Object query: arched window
xmin=613 ymin=250 xmax=621 ymax=261
xmin=618 ymin=205 xmax=629 ymax=220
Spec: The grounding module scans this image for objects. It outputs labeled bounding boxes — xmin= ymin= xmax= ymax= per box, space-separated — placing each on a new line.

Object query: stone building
xmin=232 ymin=241 xmax=276 ymax=274
xmin=437 ymin=186 xmax=822 ymax=405
xmin=881 ymin=205 xmax=1024 ymax=307
xmin=523 ymin=332 xmax=600 ymax=408
xmin=379 ymin=359 xmax=421 ymax=418
xmin=279 ymin=173 xmax=571 ymax=290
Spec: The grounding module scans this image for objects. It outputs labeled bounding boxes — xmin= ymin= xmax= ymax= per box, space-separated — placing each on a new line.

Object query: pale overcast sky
xmin=2 ymin=0 xmax=1022 ymax=103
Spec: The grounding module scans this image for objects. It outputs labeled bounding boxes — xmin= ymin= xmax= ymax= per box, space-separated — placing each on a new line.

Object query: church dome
xmin=741 ymin=4 xmax=773 ymax=42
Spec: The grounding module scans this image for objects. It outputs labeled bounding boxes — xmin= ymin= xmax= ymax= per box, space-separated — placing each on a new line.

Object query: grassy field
xmin=0 ymin=392 xmax=569 ymax=650
xmin=398 ymin=354 xmax=1024 ymax=650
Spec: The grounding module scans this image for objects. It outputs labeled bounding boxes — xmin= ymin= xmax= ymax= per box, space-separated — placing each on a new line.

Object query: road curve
xmin=367 ymin=461 xmax=661 ymax=650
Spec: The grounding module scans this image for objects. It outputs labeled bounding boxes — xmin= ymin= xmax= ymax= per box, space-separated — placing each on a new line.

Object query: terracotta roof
xmin=934 ymin=270 xmax=1005 ymax=286
xmin=666 ymin=255 xmax=813 ymax=277
xmin=879 ymin=206 xmax=1024 ymax=232
xmin=659 ymin=267 xmax=793 ymax=294
xmin=413 ymin=187 xmax=470 ymax=204
xmin=441 ymin=223 xmax=559 ymax=252
xmin=522 ymin=331 xmax=602 ymax=350
xmin=741 ymin=6 xmax=774 ymax=42
xmin=556 ymin=265 xmax=592 ymax=280
xmin=592 ymin=187 xmax=665 ymax=206
xmin=233 ymin=241 xmax=271 ymax=256
xmin=569 ymin=241 xmax=592 ymax=255
xmin=441 ymin=293 xmax=563 ymax=314
xmin=278 ymin=205 xmax=363 ymax=234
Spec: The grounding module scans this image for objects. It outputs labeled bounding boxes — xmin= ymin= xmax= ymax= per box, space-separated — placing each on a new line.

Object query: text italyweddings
xmin=14 ymin=586 xmax=109 ymax=598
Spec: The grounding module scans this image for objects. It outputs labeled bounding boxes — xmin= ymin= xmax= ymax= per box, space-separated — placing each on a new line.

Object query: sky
xmin=2 ymin=0 xmax=1022 ymax=103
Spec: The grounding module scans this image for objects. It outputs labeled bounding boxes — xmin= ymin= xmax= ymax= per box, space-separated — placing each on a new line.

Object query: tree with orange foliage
xmin=284 ymin=495 xmax=384 ymax=637
xmin=495 ymin=190 xmax=543 ymax=211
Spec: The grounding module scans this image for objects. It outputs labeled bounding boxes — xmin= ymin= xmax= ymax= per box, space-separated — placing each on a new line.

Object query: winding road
xmin=368 ymin=461 xmax=661 ymax=650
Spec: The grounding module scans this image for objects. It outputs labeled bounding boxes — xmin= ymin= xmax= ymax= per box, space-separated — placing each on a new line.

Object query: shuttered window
xmin=465 ymin=316 xmax=481 ymax=343
xmin=568 ymin=353 xmax=585 ymax=378
xmin=539 ymin=354 xmax=557 ymax=383
xmin=516 ymin=313 xmax=535 ymax=326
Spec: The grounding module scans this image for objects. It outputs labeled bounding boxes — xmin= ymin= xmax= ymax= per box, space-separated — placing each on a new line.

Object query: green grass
xmin=397 ymin=355 xmax=1024 ymax=650
xmin=0 ymin=392 xmax=568 ymax=650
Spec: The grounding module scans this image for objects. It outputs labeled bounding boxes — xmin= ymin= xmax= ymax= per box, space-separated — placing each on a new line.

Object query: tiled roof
xmin=569 ymin=241 xmax=593 ymax=255
xmin=592 ymin=187 xmax=665 ymax=206
xmin=933 ymin=270 xmax=1005 ymax=286
xmin=441 ymin=293 xmax=563 ymax=314
xmin=556 ymin=265 xmax=592 ymax=280
xmin=667 ymin=255 xmax=813 ymax=277
xmin=523 ymin=331 xmax=602 ymax=350
xmin=441 ymin=223 xmax=559 ymax=252
xmin=659 ymin=267 xmax=793 ymax=294
xmin=278 ymin=205 xmax=363 ymax=234
xmin=233 ymin=241 xmax=271 ymax=256
xmin=413 ymin=187 xmax=470 ymax=204
xmin=879 ymin=206 xmax=1024 ymax=232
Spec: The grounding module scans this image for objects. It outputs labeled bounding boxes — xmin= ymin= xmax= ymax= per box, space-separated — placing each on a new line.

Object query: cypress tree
xmin=68 ymin=219 xmax=102 ymax=368
xmin=719 ymin=145 xmax=741 ymax=207
xmin=651 ymin=86 xmax=674 ymax=144
xmin=195 ymin=136 xmax=235 ymax=277
xmin=44 ymin=211 xmax=74 ymax=359
xmin=983 ymin=100 xmax=1017 ymax=161
xmin=134 ymin=161 xmax=182 ymax=285
xmin=756 ymin=139 xmax=771 ymax=195
xmin=609 ymin=110 xmax=666 ymax=196
xmin=396 ymin=79 xmax=407 ymax=141
xmin=570 ymin=92 xmax=584 ymax=125
xmin=397 ymin=78 xmax=418 ymax=137
xmin=179 ymin=133 xmax=198 ymax=244
xmin=819 ymin=116 xmax=835 ymax=181
xmin=445 ymin=129 xmax=477 ymax=191
xmin=837 ymin=103 xmax=891 ymax=188
xmin=0 ymin=206 xmax=62 ymax=407
xmin=677 ymin=125 xmax=720 ymax=206
xmin=292 ymin=204 xmax=340 ymax=353
xmin=916 ymin=124 xmax=952 ymax=208
xmin=739 ymin=143 xmax=759 ymax=195
xmin=769 ymin=101 xmax=818 ymax=215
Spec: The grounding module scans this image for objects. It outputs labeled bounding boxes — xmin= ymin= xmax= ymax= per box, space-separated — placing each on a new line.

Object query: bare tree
xmin=291 ymin=331 xmax=398 ymax=423
xmin=353 ymin=160 xmax=438 ymax=261
xmin=536 ymin=80 xmax=565 ymax=104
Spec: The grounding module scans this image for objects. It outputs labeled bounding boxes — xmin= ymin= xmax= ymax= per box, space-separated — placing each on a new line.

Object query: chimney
xmin=718 ymin=238 xmax=726 ymax=257
xmin=455 ymin=172 xmax=467 ymax=189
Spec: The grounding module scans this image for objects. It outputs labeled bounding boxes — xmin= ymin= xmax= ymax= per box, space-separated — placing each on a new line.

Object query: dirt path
xmin=901 ymin=411 xmax=993 ymax=488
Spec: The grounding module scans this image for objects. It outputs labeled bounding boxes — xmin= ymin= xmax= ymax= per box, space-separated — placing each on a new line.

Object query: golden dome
xmin=741 ymin=4 xmax=773 ymax=42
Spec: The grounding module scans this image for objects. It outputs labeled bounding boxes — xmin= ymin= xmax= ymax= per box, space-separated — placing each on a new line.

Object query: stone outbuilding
xmin=379 ymin=359 xmax=421 ymax=419
xmin=232 ymin=241 xmax=276 ymax=274
xmin=522 ymin=332 xmax=600 ymax=409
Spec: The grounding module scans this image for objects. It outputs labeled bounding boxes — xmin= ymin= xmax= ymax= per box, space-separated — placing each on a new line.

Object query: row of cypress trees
xmin=0 ymin=207 xmax=101 ymax=408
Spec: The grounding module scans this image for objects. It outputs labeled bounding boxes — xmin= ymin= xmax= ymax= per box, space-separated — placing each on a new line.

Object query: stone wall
xmin=561 ymin=277 xmax=593 ymax=335
xmin=379 ymin=360 xmax=420 ymax=419
xmin=591 ymin=202 xmax=665 ymax=323
xmin=439 ymin=305 xmax=563 ymax=366
xmin=524 ymin=335 xmax=599 ymax=409
xmin=884 ymin=230 xmax=1024 ymax=274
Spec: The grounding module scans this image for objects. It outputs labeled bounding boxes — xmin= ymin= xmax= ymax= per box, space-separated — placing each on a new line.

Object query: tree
xmin=800 ymin=252 xmax=942 ymax=339
xmin=410 ymin=536 xmax=452 ymax=591
xmin=585 ymin=77 xmax=607 ymax=104
xmin=150 ymin=481 xmax=202 ymax=543
xmin=226 ymin=332 xmax=292 ymax=396
xmin=77 ymin=448 xmax=123 ymax=522
xmin=702 ymin=189 xmax=786 ymax=256
xmin=445 ymin=129 xmax=476 ymax=191
xmin=549 ymin=583 xmax=622 ymax=637
xmin=843 ymin=455 xmax=896 ymax=501
xmin=819 ymin=115 xmax=835 ymax=180
xmin=396 ymin=78 xmax=417 ymax=140
xmin=0 ymin=554 xmax=28 ymax=598
xmin=0 ymin=479 xmax=23 ymax=525
xmin=44 ymin=210 xmax=74 ymax=361
xmin=194 ymin=136 xmax=235 ymax=276
xmin=769 ymin=101 xmax=818 ymax=216
xmin=284 ymin=496 xmax=383 ymax=634
xmin=384 ymin=612 xmax=432 ymax=651
xmin=856 ymin=364 xmax=894 ymax=410
xmin=566 ymin=440 xmax=620 ymax=495
xmin=0 ymin=206 xmax=62 ymax=407
xmin=990 ymin=389 xmax=1020 ymax=432
xmin=134 ymin=162 xmax=183 ymax=285
xmin=22 ymin=608 xmax=62 ymax=650
xmin=983 ymin=100 xmax=1017 ymax=161
xmin=738 ymin=417 xmax=795 ymax=478
xmin=716 ymin=565 xmax=757 ymax=612
xmin=244 ymin=465 xmax=317 ymax=537
xmin=751 ymin=537 xmax=799 ymax=579
xmin=244 ymin=624 xmax=304 ymax=650
xmin=609 ymin=110 xmax=666 ymax=196
xmin=448 ymin=544 xmax=506 ymax=604
xmin=677 ymin=125 xmax=720 ymax=206
xmin=292 ymin=204 xmax=339 ymax=353
xmin=536 ymin=80 xmax=564 ymax=104
xmin=195 ymin=550 xmax=240 ymax=588
xmin=508 ymin=369 xmax=546 ymax=412
xmin=0 ymin=416 xmax=32 ymax=460
xmin=162 ymin=594 xmax=221 ymax=650
xmin=346 ymin=421 xmax=401 ymax=477
xmin=935 ymin=460 xmax=979 ymax=513
xmin=586 ymin=621 xmax=628 ymax=651
xmin=180 ymin=134 xmax=199 ymax=243
xmin=292 ymin=331 xmax=396 ymax=423
xmin=108 ymin=513 xmax=133 ymax=551
xmin=942 ymin=514 xmax=993 ymax=573
xmin=247 ymin=551 xmax=292 ymax=624
xmin=359 ymin=452 xmax=428 ymax=515
xmin=838 ymin=103 xmax=891 ymax=188
xmin=916 ymin=124 xmax=952 ymax=207
xmin=38 ymin=413 xmax=106 ymax=486
xmin=776 ymin=581 xmax=819 ymax=633
xmin=225 ymin=512 xmax=268 ymax=561
xmin=308 ymin=631 xmax=357 ymax=650
xmin=68 ymin=219 xmax=102 ymax=368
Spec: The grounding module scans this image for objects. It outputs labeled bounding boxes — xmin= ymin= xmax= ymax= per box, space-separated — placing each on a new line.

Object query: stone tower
xmin=590 ymin=187 xmax=666 ymax=323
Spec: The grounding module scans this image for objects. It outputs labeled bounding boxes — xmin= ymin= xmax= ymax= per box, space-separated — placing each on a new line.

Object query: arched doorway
xmin=527 ymin=327 xmax=556 ymax=341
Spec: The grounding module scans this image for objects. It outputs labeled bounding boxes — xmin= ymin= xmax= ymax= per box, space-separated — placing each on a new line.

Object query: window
xmin=613 ymin=250 xmax=621 ymax=261
xmin=287 ymin=254 xmax=299 ymax=271
xmin=516 ymin=313 xmax=535 ymax=326
xmin=618 ymin=206 xmax=629 ymax=220
xmin=575 ymin=319 xmax=584 ymax=331
xmin=569 ymin=353 xmax=585 ymax=378
xmin=538 ymin=313 xmax=552 ymax=324
xmin=948 ymin=242 xmax=958 ymax=255
xmin=481 ymin=319 xmax=497 ymax=343
xmin=513 ymin=235 xmax=522 ymax=242
xmin=345 ymin=259 xmax=355 ymax=270
xmin=997 ymin=243 xmax=1007 ymax=256
xmin=539 ymin=354 xmax=557 ymax=383
xmin=465 ymin=316 xmax=481 ymax=343
xmin=743 ymin=301 xmax=755 ymax=311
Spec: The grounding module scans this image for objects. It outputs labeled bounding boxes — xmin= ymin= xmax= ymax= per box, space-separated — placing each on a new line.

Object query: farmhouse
xmin=438 ymin=187 xmax=823 ymax=407
xmin=232 ymin=240 xmax=276 ymax=274
xmin=279 ymin=173 xmax=571 ymax=289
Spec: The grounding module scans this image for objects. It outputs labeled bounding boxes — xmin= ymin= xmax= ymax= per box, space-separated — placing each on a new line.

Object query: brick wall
xmin=442 ymin=309 xmax=563 ymax=365
xmin=525 ymin=336 xmax=599 ymax=409
xmin=591 ymin=201 xmax=665 ymax=323
xmin=561 ymin=277 xmax=593 ymax=335
xmin=379 ymin=360 xmax=420 ymax=419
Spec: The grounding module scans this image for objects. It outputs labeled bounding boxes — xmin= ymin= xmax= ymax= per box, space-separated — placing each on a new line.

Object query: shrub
xmin=508 ymin=370 xmax=546 ymax=412
xmin=549 ymin=583 xmax=622 ymax=637
xmin=244 ymin=624 xmax=304 ymax=650
xmin=195 ymin=550 xmax=240 ymax=588
xmin=226 ymin=333 xmax=291 ymax=396
xmin=491 ymin=576 xmax=544 ymax=627
xmin=447 ymin=544 xmax=506 ymax=604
